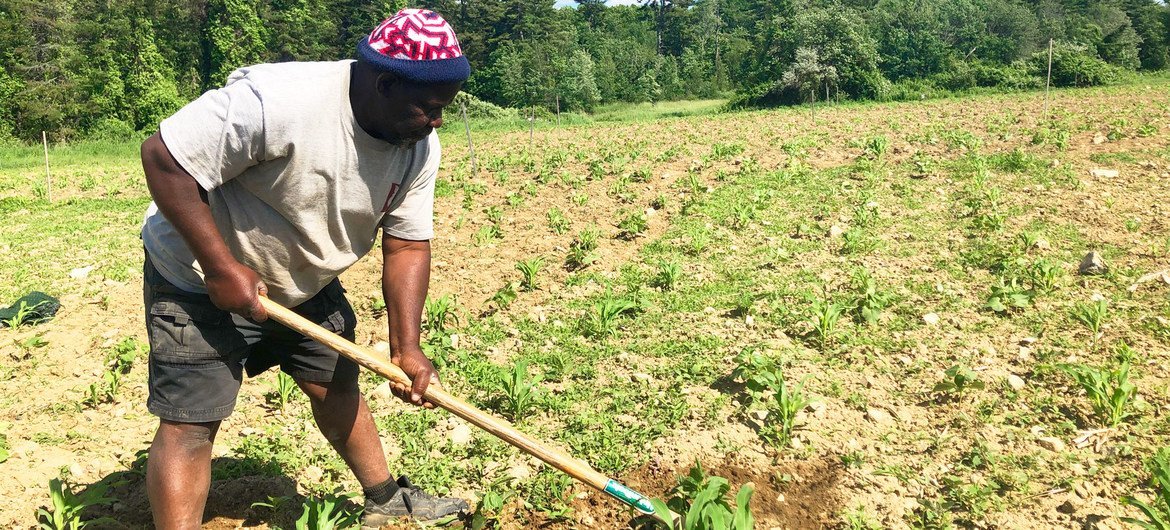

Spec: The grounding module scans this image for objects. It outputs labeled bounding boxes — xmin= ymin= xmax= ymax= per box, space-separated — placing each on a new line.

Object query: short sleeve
xmin=381 ymin=138 xmax=438 ymax=241
xmin=158 ymin=74 xmax=265 ymax=191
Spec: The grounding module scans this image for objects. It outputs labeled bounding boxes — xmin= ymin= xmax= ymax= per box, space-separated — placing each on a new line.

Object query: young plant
xmin=470 ymin=476 xmax=517 ymax=530
xmin=652 ymin=261 xmax=681 ymax=290
xmin=1059 ymin=360 xmax=1137 ymax=427
xmin=732 ymin=349 xmax=810 ymax=448
xmin=489 ymin=283 xmax=518 ymax=311
xmin=424 ymin=294 xmax=459 ymax=337
xmin=266 ymin=372 xmax=298 ymax=410
xmin=1123 ymin=448 xmax=1170 ymax=530
xmin=565 ymin=228 xmax=600 ymax=269
xmin=932 ymin=365 xmax=985 ymax=398
xmin=546 ymin=208 xmax=570 ymax=234
xmin=1028 ymin=259 xmax=1063 ymax=294
xmin=3 ymin=300 xmax=48 ymax=329
xmin=515 ymin=257 xmax=545 ymax=291
xmin=584 ymin=297 xmax=638 ymax=339
xmin=851 ymin=269 xmax=893 ymax=325
xmin=984 ymin=278 xmax=1034 ymax=313
xmin=809 ymin=300 xmax=846 ymax=348
xmin=647 ymin=462 xmax=754 ymax=530
xmin=617 ymin=211 xmax=648 ymax=239
xmin=1071 ymin=299 xmax=1108 ymax=349
xmin=37 ymin=478 xmax=115 ymax=530
xmin=497 ymin=361 xmax=541 ymax=421
xmin=294 ymin=493 xmax=360 ymax=530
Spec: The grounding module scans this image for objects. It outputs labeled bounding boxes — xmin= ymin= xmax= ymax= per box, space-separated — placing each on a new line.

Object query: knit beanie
xmin=357 ymin=8 xmax=471 ymax=85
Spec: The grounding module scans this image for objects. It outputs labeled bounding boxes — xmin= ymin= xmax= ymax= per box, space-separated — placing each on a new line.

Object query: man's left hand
xmin=390 ymin=348 xmax=441 ymax=409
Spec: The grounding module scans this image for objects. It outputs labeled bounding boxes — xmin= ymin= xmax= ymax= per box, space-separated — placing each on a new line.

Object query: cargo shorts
xmin=143 ymin=251 xmax=359 ymax=423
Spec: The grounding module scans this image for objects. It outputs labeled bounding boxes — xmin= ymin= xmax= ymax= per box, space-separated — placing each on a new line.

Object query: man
xmin=138 ymin=9 xmax=470 ymax=529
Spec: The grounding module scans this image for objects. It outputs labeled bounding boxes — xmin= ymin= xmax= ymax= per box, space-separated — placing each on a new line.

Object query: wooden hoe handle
xmin=258 ymin=297 xmax=678 ymax=527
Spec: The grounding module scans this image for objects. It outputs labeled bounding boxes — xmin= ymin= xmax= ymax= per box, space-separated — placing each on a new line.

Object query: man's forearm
xmin=141 ymin=133 xmax=237 ymax=274
xmin=382 ymin=237 xmax=431 ymax=354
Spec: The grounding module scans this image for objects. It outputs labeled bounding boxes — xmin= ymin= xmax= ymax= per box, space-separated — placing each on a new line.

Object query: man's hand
xmin=204 ymin=261 xmax=269 ymax=322
xmin=389 ymin=348 xmax=441 ymax=408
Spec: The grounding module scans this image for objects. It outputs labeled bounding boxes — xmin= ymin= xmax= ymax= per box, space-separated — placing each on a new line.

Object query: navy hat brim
xmin=357 ymin=38 xmax=470 ymax=85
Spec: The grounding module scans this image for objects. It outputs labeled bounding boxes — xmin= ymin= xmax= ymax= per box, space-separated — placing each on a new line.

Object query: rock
xmin=829 ymin=225 xmax=846 ymax=238
xmin=373 ymin=341 xmax=390 ymax=355
xmin=1090 ymin=168 xmax=1119 ymax=179
xmin=68 ymin=462 xmax=85 ymax=478
xmin=507 ymin=463 xmax=532 ymax=481
xmin=631 ymin=373 xmax=653 ymax=384
xmin=1033 ymin=239 xmax=1051 ymax=251
xmin=745 ymin=315 xmax=755 ymax=327
xmin=922 ymin=313 xmax=940 ymax=326
xmin=68 ymin=266 xmax=95 ymax=279
xmin=1038 ymin=436 xmax=1065 ymax=452
xmin=1007 ymin=374 xmax=1026 ymax=391
xmin=789 ymin=437 xmax=805 ymax=450
xmin=866 ymin=408 xmax=893 ymax=424
xmin=1057 ymin=498 xmax=1082 ymax=514
xmin=751 ymin=410 xmax=768 ymax=421
xmin=449 ymin=424 xmax=473 ymax=446
xmin=369 ymin=381 xmax=393 ymax=402
xmin=450 ymin=334 xmax=460 ymax=349
xmin=1079 ymin=252 xmax=1108 ymax=275
xmin=1092 ymin=133 xmax=1107 ymax=145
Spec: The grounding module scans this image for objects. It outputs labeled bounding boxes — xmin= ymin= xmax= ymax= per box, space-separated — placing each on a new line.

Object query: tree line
xmin=1 ymin=0 xmax=1167 ymax=143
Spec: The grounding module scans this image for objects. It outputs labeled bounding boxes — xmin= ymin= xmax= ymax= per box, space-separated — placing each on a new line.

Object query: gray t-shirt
xmin=142 ymin=60 xmax=437 ymax=306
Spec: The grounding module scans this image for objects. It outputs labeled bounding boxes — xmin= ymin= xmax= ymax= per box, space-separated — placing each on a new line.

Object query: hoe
xmin=259 ymin=297 xmax=681 ymax=529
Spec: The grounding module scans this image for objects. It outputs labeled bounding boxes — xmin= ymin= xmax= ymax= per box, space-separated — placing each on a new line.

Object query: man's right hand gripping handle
xmin=141 ymin=132 xmax=269 ymax=322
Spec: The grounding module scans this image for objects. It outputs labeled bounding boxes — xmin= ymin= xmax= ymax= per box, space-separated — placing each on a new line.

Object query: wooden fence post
xmin=460 ymin=101 xmax=477 ymax=177
xmin=1043 ymin=39 xmax=1053 ymax=121
xmin=42 ymin=131 xmax=51 ymax=203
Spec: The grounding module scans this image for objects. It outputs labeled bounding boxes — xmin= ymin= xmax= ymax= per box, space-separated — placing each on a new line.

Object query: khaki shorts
xmin=143 ymin=252 xmax=358 ymax=423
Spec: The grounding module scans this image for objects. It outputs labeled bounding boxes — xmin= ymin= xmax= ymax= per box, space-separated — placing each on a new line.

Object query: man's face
xmin=374 ymin=77 xmax=462 ymax=147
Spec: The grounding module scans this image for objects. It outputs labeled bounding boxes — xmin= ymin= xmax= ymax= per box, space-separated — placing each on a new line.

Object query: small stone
xmin=1090 ymin=168 xmax=1119 ymax=179
xmin=789 ymin=437 xmax=805 ymax=450
xmin=507 ymin=463 xmax=532 ymax=481
xmin=1033 ymin=239 xmax=1051 ymax=251
xmin=1038 ymin=436 xmax=1065 ymax=452
xmin=922 ymin=313 xmax=940 ymax=326
xmin=240 ymin=427 xmax=257 ymax=437
xmin=369 ymin=381 xmax=393 ymax=402
xmin=751 ymin=410 xmax=768 ymax=421
xmin=866 ymin=408 xmax=893 ymax=424
xmin=744 ymin=315 xmax=755 ymax=327
xmin=373 ymin=341 xmax=390 ymax=355
xmin=631 ymin=373 xmax=653 ymax=384
xmin=69 ymin=266 xmax=95 ymax=279
xmin=1057 ymin=498 xmax=1082 ymax=514
xmin=68 ymin=463 xmax=84 ymax=478
xmin=449 ymin=424 xmax=473 ymax=446
xmin=829 ymin=225 xmax=846 ymax=238
xmin=1007 ymin=374 xmax=1026 ymax=391
xmin=1092 ymin=133 xmax=1107 ymax=144
xmin=1079 ymin=252 xmax=1108 ymax=275
xmin=450 ymin=334 xmax=460 ymax=350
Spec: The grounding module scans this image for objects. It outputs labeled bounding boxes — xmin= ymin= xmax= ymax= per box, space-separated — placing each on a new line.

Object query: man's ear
xmin=375 ymin=72 xmax=401 ymax=97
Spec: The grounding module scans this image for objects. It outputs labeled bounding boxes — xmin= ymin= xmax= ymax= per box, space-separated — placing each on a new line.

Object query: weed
xmin=732 ymin=349 xmax=809 ymax=448
xmin=862 ymin=135 xmax=889 ymax=160
xmin=293 ymin=492 xmax=360 ymax=530
xmin=652 ymin=261 xmax=681 ymax=290
xmin=851 ymin=269 xmax=893 ymax=325
xmin=497 ymin=360 xmax=541 ymax=421
xmin=1071 ymin=299 xmax=1108 ymax=349
xmin=474 ymin=224 xmax=502 ymax=245
xmin=647 ymin=462 xmax=754 ymax=530
xmin=546 ymin=208 xmax=570 ymax=234
xmin=470 ymin=476 xmax=517 ymax=530
xmin=3 ymin=300 xmax=48 ymax=329
xmin=985 ymin=278 xmax=1033 ymax=313
xmin=729 ymin=203 xmax=755 ymax=229
xmin=842 ymin=505 xmax=882 ymax=530
xmin=266 ymin=372 xmax=298 ymax=410
xmin=424 ymin=294 xmax=459 ymax=338
xmin=37 ymin=478 xmax=115 ymax=530
xmin=1123 ymin=448 xmax=1170 ymax=529
xmin=618 ymin=211 xmax=649 ymax=239
xmin=1027 ymin=259 xmax=1063 ymax=294
xmin=515 ymin=257 xmax=545 ymax=291
xmin=584 ymin=296 xmax=639 ymax=339
xmin=933 ymin=365 xmax=985 ymax=398
xmin=565 ymin=228 xmax=600 ymax=269
xmin=908 ymin=497 xmax=954 ymax=530
xmin=489 ymin=283 xmax=518 ymax=311
xmin=1059 ymin=360 xmax=1136 ymax=427
xmin=809 ymin=300 xmax=846 ymax=348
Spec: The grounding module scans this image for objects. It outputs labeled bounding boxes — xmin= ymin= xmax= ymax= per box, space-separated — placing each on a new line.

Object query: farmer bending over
xmin=139 ymin=9 xmax=469 ymax=529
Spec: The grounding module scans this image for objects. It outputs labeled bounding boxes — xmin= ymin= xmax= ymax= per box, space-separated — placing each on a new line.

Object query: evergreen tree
xmin=205 ymin=0 xmax=268 ymax=86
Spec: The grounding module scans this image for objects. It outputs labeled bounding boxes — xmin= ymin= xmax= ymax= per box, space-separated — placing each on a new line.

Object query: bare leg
xmin=146 ymin=419 xmax=221 ymax=530
xmin=296 ymin=377 xmax=392 ymax=487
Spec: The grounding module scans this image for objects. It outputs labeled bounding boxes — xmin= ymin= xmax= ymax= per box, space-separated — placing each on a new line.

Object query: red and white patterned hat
xmin=357 ymin=8 xmax=470 ymax=84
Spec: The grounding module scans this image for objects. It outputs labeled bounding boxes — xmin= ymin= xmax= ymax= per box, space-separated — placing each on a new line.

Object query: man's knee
xmin=297 ymin=377 xmax=360 ymax=405
xmin=153 ymin=419 xmax=220 ymax=453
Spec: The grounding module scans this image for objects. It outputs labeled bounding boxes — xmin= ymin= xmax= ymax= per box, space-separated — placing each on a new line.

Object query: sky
xmin=553 ymin=0 xmax=642 ymax=7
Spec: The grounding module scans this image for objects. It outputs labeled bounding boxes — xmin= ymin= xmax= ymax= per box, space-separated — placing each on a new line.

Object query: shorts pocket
xmin=148 ymin=297 xmax=245 ymax=364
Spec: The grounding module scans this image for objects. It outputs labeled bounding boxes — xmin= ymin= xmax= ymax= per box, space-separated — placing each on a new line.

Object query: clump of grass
xmin=1059 ymin=358 xmax=1137 ymax=427
xmin=1123 ymin=448 xmax=1170 ymax=529
xmin=584 ymin=296 xmax=639 ymax=339
xmin=37 ymin=477 xmax=115 ymax=530
xmin=515 ymin=257 xmax=545 ymax=291
xmin=1071 ymin=298 xmax=1108 ymax=350
xmin=424 ymin=294 xmax=459 ymax=338
xmin=497 ymin=361 xmax=541 ymax=421
xmin=565 ymin=227 xmax=600 ymax=269
xmin=652 ymin=261 xmax=681 ymax=290
xmin=647 ymin=462 xmax=754 ymax=530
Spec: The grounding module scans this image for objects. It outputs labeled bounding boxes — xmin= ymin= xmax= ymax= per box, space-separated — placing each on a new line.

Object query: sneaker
xmin=361 ymin=475 xmax=469 ymax=528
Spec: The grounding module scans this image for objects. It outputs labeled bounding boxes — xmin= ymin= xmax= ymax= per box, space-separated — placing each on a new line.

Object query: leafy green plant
xmin=3 ymin=300 xmax=48 ymax=329
xmin=985 ymin=278 xmax=1034 ymax=313
xmin=1059 ymin=360 xmax=1136 ymax=427
xmin=732 ymin=349 xmax=810 ymax=448
xmin=809 ymin=300 xmax=846 ymax=348
xmin=1027 ymin=259 xmax=1063 ymax=294
xmin=862 ymin=135 xmax=889 ymax=161
xmin=37 ymin=478 xmax=115 ymax=530
xmin=729 ymin=203 xmax=755 ymax=229
xmin=565 ymin=228 xmax=600 ymax=269
xmin=617 ymin=212 xmax=648 ymax=239
xmin=584 ymin=297 xmax=639 ymax=339
xmin=497 ymin=361 xmax=541 ymax=421
xmin=932 ymin=365 xmax=986 ymax=397
xmin=424 ymin=294 xmax=459 ymax=337
xmin=851 ymin=269 xmax=893 ymax=325
xmin=293 ymin=493 xmax=360 ymax=530
xmin=546 ymin=208 xmax=570 ymax=234
xmin=1071 ymin=299 xmax=1108 ymax=349
xmin=470 ymin=476 xmax=516 ymax=530
xmin=652 ymin=261 xmax=681 ymax=290
xmin=266 ymin=372 xmax=298 ymax=410
xmin=1123 ymin=448 xmax=1170 ymax=530
xmin=490 ymin=283 xmax=518 ymax=311
xmin=515 ymin=257 xmax=545 ymax=291
xmin=647 ymin=462 xmax=754 ymax=530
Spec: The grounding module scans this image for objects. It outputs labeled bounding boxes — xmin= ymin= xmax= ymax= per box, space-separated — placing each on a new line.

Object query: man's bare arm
xmin=141 ymin=133 xmax=268 ymax=320
xmin=381 ymin=235 xmax=438 ymax=407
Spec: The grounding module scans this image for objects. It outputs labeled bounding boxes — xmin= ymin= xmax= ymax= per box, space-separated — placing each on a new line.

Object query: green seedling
xmin=470 ymin=476 xmax=517 ymax=530
xmin=497 ymin=361 xmax=540 ymax=421
xmin=490 ymin=283 xmax=518 ymax=311
xmin=565 ymin=228 xmax=600 ymax=269
xmin=1059 ymin=360 xmax=1136 ymax=427
xmin=37 ymin=478 xmax=115 ymax=530
xmin=4 ymin=300 xmax=48 ymax=329
xmin=107 ymin=337 xmax=141 ymax=374
xmin=810 ymin=300 xmax=846 ymax=348
xmin=1123 ymin=448 xmax=1170 ymax=529
xmin=933 ymin=365 xmax=985 ymax=397
xmin=647 ymin=462 xmax=754 ymax=530
xmin=729 ymin=203 xmax=755 ymax=229
xmin=1071 ymin=299 xmax=1108 ymax=349
xmin=101 ymin=370 xmax=121 ymax=403
xmin=424 ymin=294 xmax=458 ymax=338
xmin=251 ymin=494 xmax=294 ymax=513
xmin=266 ymin=372 xmax=298 ymax=410
xmin=585 ymin=297 xmax=638 ymax=339
xmin=851 ymin=269 xmax=893 ymax=325
xmin=83 ymin=384 xmax=100 ymax=409
xmin=617 ymin=212 xmax=648 ymax=239
xmin=515 ymin=257 xmax=545 ymax=291
xmin=485 ymin=205 xmax=503 ymax=224
xmin=732 ymin=349 xmax=809 ymax=448
xmin=985 ymin=278 xmax=1034 ymax=313
xmin=546 ymin=208 xmax=570 ymax=234
xmin=474 ymin=224 xmax=503 ymax=245
xmin=653 ymin=261 xmax=681 ymax=290
xmin=1028 ymin=259 xmax=1063 ymax=293
xmin=294 ymin=492 xmax=360 ymax=530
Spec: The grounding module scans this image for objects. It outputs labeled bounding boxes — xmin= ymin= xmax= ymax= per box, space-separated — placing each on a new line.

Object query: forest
xmin=2 ymin=0 xmax=1168 ymax=142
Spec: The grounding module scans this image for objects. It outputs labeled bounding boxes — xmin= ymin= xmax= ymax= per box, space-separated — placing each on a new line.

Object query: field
xmin=2 ymin=82 xmax=1170 ymax=529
